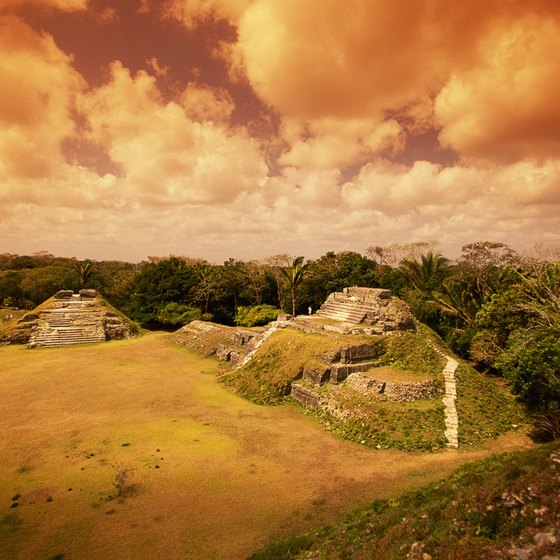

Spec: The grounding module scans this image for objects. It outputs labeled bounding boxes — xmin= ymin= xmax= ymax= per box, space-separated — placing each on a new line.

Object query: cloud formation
xmin=1 ymin=1 xmax=560 ymax=261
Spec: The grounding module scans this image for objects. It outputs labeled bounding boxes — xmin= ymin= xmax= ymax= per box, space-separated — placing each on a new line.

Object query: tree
xmin=366 ymin=241 xmax=438 ymax=268
xmin=234 ymin=304 xmax=282 ymax=327
xmin=400 ymin=252 xmax=450 ymax=298
xmin=124 ymin=257 xmax=198 ymax=324
xmin=240 ymin=260 xmax=269 ymax=305
xmin=191 ymin=263 xmax=225 ymax=315
xmin=72 ymin=259 xmax=96 ymax=287
xmin=280 ymin=256 xmax=309 ymax=316
xmin=265 ymin=254 xmax=292 ymax=308
xmin=456 ymin=241 xmax=518 ymax=302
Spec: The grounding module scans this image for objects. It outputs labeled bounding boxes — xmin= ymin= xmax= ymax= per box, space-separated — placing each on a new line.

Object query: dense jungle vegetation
xmin=1 ymin=241 xmax=559 ymax=439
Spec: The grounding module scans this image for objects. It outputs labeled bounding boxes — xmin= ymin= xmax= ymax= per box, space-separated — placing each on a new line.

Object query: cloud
xmin=278 ymin=117 xmax=404 ymax=171
xmin=226 ymin=0 xmax=560 ymax=166
xmin=0 ymin=15 xmax=84 ymax=180
xmin=76 ymin=62 xmax=267 ymax=205
xmin=341 ymin=158 xmax=560 ymax=216
xmin=181 ymin=83 xmax=234 ymax=123
xmin=0 ymin=0 xmax=86 ymax=9
xmin=161 ymin=0 xmax=252 ymax=28
xmin=435 ymin=15 xmax=560 ymax=162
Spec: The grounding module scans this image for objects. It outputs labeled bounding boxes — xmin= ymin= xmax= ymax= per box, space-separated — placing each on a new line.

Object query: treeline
xmin=1 ymin=241 xmax=559 ymax=438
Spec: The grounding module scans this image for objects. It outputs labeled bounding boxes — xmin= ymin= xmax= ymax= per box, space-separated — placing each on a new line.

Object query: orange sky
xmin=1 ymin=0 xmax=559 ymax=262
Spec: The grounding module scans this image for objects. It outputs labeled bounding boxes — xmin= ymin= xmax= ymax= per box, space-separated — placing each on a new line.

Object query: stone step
xmin=330 ymin=361 xmax=377 ymax=383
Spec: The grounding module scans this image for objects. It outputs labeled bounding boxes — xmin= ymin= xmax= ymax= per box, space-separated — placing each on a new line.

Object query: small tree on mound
xmin=280 ymin=256 xmax=308 ymax=316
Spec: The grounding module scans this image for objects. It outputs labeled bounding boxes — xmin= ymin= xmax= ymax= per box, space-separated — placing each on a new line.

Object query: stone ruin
xmin=173 ymin=288 xmax=435 ymax=408
xmin=314 ymin=287 xmax=416 ymax=333
xmin=2 ymin=289 xmax=137 ymax=348
xmin=291 ymin=338 xmax=438 ymax=408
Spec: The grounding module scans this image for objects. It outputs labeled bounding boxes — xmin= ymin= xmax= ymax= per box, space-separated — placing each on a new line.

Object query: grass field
xmin=0 ymin=333 xmax=533 ymax=560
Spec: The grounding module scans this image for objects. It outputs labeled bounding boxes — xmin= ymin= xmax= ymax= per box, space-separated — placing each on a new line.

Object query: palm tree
xmin=72 ymin=260 xmax=96 ymax=287
xmin=280 ymin=256 xmax=308 ymax=316
xmin=434 ymin=281 xmax=479 ymax=327
xmin=400 ymin=252 xmax=450 ymax=298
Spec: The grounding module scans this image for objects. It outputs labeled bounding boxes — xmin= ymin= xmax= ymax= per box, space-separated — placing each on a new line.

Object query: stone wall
xmin=291 ymin=384 xmax=321 ymax=407
xmin=346 ymin=372 xmax=438 ymax=402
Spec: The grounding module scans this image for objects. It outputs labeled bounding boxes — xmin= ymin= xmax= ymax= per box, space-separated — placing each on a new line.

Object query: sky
xmin=1 ymin=0 xmax=560 ymax=263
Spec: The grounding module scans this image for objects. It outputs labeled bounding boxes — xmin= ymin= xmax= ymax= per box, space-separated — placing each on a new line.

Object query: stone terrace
xmin=29 ymin=291 xmax=106 ymax=348
xmin=314 ymin=287 xmax=416 ymax=333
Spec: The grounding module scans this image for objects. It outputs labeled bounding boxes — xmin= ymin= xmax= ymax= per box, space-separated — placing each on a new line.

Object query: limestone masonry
xmin=2 ymin=289 xmax=137 ymax=348
xmin=314 ymin=287 xmax=416 ymax=333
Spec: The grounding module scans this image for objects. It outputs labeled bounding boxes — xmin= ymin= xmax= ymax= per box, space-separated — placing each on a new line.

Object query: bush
xmin=156 ymin=303 xmax=202 ymax=326
xmin=494 ymin=327 xmax=560 ymax=413
xmin=234 ymin=305 xmax=282 ymax=327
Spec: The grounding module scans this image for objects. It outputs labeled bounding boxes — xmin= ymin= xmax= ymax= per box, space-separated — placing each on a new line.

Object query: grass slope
xmin=221 ymin=325 xmax=527 ymax=451
xmin=250 ymin=441 xmax=560 ymax=560
xmin=220 ymin=328 xmax=377 ymax=404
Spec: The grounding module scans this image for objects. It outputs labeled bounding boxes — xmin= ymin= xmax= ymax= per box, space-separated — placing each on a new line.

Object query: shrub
xmin=156 ymin=303 xmax=202 ymax=326
xmin=234 ymin=305 xmax=282 ymax=327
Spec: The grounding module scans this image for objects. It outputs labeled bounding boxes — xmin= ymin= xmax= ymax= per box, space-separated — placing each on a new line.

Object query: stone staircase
xmin=315 ymin=300 xmax=370 ymax=323
xmin=314 ymin=288 xmax=416 ymax=333
xmin=428 ymin=341 xmax=460 ymax=448
xmin=29 ymin=298 xmax=106 ymax=348
xmin=235 ymin=320 xmax=290 ymax=369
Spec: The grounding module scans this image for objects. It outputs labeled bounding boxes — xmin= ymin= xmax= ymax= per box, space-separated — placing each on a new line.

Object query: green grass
xmin=456 ymin=364 xmax=529 ymax=445
xmin=250 ymin=441 xmax=560 ymax=559
xmin=370 ymin=325 xmax=447 ymax=375
xmin=221 ymin=328 xmax=376 ymax=404
xmin=307 ymin=385 xmax=446 ymax=451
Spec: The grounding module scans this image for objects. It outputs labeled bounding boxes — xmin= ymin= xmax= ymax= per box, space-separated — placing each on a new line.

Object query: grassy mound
xmin=301 ymin=327 xmax=449 ymax=451
xmin=220 ymin=324 xmax=527 ymax=451
xmin=250 ymin=441 xmax=560 ymax=560
xmin=220 ymin=328 xmax=375 ymax=404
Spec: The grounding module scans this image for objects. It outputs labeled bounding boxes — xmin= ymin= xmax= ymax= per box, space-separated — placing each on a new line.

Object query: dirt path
xmin=0 ymin=333 xmax=532 ymax=560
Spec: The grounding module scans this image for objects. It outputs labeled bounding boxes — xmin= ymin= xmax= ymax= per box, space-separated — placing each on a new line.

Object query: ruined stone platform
xmin=1 ymin=289 xmax=137 ymax=348
xmin=313 ymin=287 xmax=416 ymax=333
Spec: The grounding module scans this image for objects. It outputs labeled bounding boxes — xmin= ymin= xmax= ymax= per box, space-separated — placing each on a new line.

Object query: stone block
xmin=216 ymin=344 xmax=232 ymax=361
xmin=54 ymin=290 xmax=74 ymax=299
xmin=303 ymin=367 xmax=330 ymax=384
xmin=79 ymin=289 xmax=98 ymax=299
xmin=291 ymin=384 xmax=320 ymax=407
xmin=339 ymin=343 xmax=383 ymax=363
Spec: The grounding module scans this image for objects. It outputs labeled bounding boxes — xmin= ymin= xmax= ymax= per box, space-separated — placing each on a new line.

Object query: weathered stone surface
xmin=291 ymin=384 xmax=321 ymax=407
xmin=330 ymin=362 xmax=377 ymax=383
xmin=79 ymin=289 xmax=98 ymax=299
xmin=315 ymin=287 xmax=416 ymax=332
xmin=346 ymin=373 xmax=386 ymax=394
xmin=346 ymin=372 xmax=437 ymax=401
xmin=232 ymin=331 xmax=256 ymax=345
xmin=303 ymin=367 xmax=331 ymax=384
xmin=1 ymin=290 xmax=137 ymax=347
xmin=53 ymin=290 xmax=74 ymax=299
xmin=103 ymin=314 xmax=135 ymax=340
xmin=216 ymin=344 xmax=232 ymax=361
xmin=19 ymin=312 xmax=39 ymax=322
xmin=1 ymin=324 xmax=32 ymax=344
xmin=277 ymin=313 xmax=293 ymax=322
xmin=339 ymin=342 xmax=384 ymax=364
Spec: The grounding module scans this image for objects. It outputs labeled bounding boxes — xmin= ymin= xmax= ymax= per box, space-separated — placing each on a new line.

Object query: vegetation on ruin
xmin=217 ymin=324 xmax=526 ymax=451
xmin=220 ymin=328 xmax=375 ymax=405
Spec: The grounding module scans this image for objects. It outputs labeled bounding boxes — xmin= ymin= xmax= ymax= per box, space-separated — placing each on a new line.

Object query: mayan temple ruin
xmin=2 ymin=289 xmax=137 ymax=348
